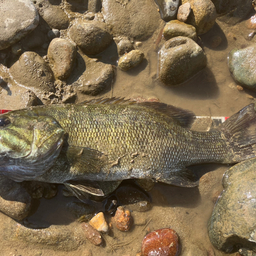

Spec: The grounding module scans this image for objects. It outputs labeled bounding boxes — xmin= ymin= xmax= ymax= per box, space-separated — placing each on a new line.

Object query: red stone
xmin=141 ymin=228 xmax=180 ymax=256
xmin=112 ymin=206 xmax=133 ymax=231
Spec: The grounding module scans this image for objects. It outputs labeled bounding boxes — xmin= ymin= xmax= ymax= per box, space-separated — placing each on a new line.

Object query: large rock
xmin=68 ymin=20 xmax=112 ymax=55
xmin=228 ymin=46 xmax=256 ymax=91
xmin=154 ymin=0 xmax=180 ymax=21
xmin=159 ymin=36 xmax=207 ymax=85
xmin=208 ymin=157 xmax=256 ymax=253
xmin=181 ymin=0 xmax=216 ymax=35
xmin=0 ymin=0 xmax=39 ymax=50
xmin=102 ymin=0 xmax=161 ymax=40
xmin=9 ymin=51 xmax=55 ymax=97
xmin=48 ymin=38 xmax=76 ymax=80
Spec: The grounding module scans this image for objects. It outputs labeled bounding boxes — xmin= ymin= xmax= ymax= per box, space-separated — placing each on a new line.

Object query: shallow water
xmin=1 ymin=12 xmax=256 ymax=256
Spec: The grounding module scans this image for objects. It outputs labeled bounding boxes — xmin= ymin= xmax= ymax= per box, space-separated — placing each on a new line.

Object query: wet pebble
xmin=81 ymin=222 xmax=103 ymax=246
xmin=69 ymin=20 xmax=112 ymax=55
xmin=163 ymin=20 xmax=197 ymax=41
xmin=177 ymin=2 xmax=191 ymax=22
xmin=112 ymin=206 xmax=133 ymax=231
xmin=0 ymin=0 xmax=39 ymax=50
xmin=48 ymin=38 xmax=76 ymax=80
xmin=159 ymin=36 xmax=206 ymax=85
xmin=118 ymin=50 xmax=144 ymax=71
xmin=141 ymin=228 xmax=180 ymax=256
xmin=228 ymin=45 xmax=256 ymax=91
xmin=89 ymin=212 xmax=109 ymax=233
xmin=155 ymin=0 xmax=180 ymax=21
xmin=116 ymin=37 xmax=134 ymax=56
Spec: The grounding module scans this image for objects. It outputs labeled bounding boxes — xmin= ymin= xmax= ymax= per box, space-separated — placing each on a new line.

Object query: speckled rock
xmin=89 ymin=212 xmax=108 ymax=233
xmin=102 ymin=0 xmax=161 ymax=40
xmin=9 ymin=51 xmax=55 ymax=97
xmin=159 ymin=36 xmax=206 ymax=85
xmin=208 ymin=157 xmax=256 ymax=253
xmin=0 ymin=0 xmax=39 ymax=50
xmin=228 ymin=46 xmax=256 ymax=91
xmin=177 ymin=2 xmax=191 ymax=22
xmin=163 ymin=20 xmax=197 ymax=41
xmin=154 ymin=0 xmax=180 ymax=21
xmin=118 ymin=50 xmax=144 ymax=71
xmin=181 ymin=0 xmax=216 ymax=35
xmin=81 ymin=223 xmax=103 ymax=246
xmin=68 ymin=20 xmax=112 ymax=55
xmin=48 ymin=38 xmax=76 ymax=80
xmin=112 ymin=206 xmax=133 ymax=231
xmin=141 ymin=228 xmax=180 ymax=256
xmin=0 ymin=176 xmax=32 ymax=221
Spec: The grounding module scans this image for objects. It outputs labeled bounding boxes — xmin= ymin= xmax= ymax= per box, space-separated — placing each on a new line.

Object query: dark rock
xmin=141 ymin=228 xmax=180 ymax=256
xmin=48 ymin=38 xmax=76 ymax=80
xmin=0 ymin=0 xmax=39 ymax=50
xmin=68 ymin=20 xmax=112 ymax=55
xmin=118 ymin=50 xmax=144 ymax=71
xmin=208 ymin=157 xmax=256 ymax=253
xmin=228 ymin=46 xmax=256 ymax=91
xmin=102 ymin=0 xmax=161 ymax=40
xmin=154 ymin=0 xmax=180 ymax=21
xmin=159 ymin=36 xmax=207 ymax=85
xmin=163 ymin=20 xmax=197 ymax=41
xmin=66 ymin=202 xmax=95 ymax=219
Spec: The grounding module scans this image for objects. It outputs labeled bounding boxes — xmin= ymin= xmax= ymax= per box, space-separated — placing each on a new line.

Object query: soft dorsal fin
xmin=79 ymin=97 xmax=195 ymax=128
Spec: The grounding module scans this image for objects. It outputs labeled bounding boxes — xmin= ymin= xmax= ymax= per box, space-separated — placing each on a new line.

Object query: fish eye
xmin=0 ymin=117 xmax=11 ymax=128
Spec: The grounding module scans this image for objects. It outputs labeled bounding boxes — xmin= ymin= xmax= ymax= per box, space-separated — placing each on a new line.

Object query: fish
xmin=1 ymin=98 xmax=256 ymax=200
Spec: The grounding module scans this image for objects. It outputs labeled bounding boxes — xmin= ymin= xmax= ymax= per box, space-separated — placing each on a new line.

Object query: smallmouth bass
xmin=1 ymin=98 xmax=256 ymax=199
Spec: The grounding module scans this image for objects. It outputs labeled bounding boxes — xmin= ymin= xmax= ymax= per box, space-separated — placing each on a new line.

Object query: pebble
xmin=81 ymin=223 xmax=103 ymax=246
xmin=246 ymin=14 xmax=256 ymax=29
xmin=89 ymin=212 xmax=109 ymax=233
xmin=116 ymin=37 xmax=134 ymax=56
xmin=228 ymin=46 xmax=256 ymax=91
xmin=141 ymin=228 xmax=180 ymax=256
xmin=0 ymin=0 xmax=39 ymax=50
xmin=68 ymin=20 xmax=112 ymax=55
xmin=177 ymin=2 xmax=191 ymax=22
xmin=118 ymin=50 xmax=144 ymax=71
xmin=155 ymin=0 xmax=180 ymax=21
xmin=163 ymin=20 xmax=197 ymax=41
xmin=159 ymin=36 xmax=207 ymax=85
xmin=112 ymin=206 xmax=133 ymax=231
xmin=47 ymin=38 xmax=76 ymax=80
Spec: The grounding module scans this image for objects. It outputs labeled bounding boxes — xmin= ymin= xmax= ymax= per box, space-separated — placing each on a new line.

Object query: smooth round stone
xmin=159 ymin=36 xmax=206 ymax=85
xmin=163 ymin=20 xmax=197 ymax=41
xmin=228 ymin=46 xmax=256 ymax=91
xmin=118 ymin=50 xmax=144 ymax=71
xmin=0 ymin=0 xmax=39 ymax=50
xmin=141 ymin=228 xmax=180 ymax=256
xmin=81 ymin=223 xmax=103 ymax=246
xmin=68 ymin=20 xmax=112 ymax=55
xmin=182 ymin=0 xmax=216 ymax=35
xmin=48 ymin=38 xmax=76 ymax=80
xmin=154 ymin=0 xmax=180 ymax=21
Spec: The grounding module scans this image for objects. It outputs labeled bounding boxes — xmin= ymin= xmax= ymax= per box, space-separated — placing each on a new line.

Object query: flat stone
xmin=0 ymin=0 xmax=39 ymax=50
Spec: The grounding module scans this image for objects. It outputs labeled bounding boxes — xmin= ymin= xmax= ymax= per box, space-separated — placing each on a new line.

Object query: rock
xmin=48 ymin=38 xmax=76 ymax=80
xmin=68 ymin=20 xmax=112 ymax=55
xmin=74 ymin=57 xmax=115 ymax=95
xmin=9 ymin=52 xmax=55 ymax=98
xmin=163 ymin=20 xmax=197 ymax=41
xmin=154 ymin=0 xmax=180 ymax=21
xmin=48 ymin=29 xmax=60 ymax=40
xmin=81 ymin=223 xmax=103 ymax=246
xmin=141 ymin=228 xmax=180 ymax=256
xmin=0 ymin=0 xmax=39 ymax=50
xmin=102 ymin=0 xmax=161 ymax=40
xmin=38 ymin=4 xmax=69 ymax=30
xmin=0 ymin=176 xmax=32 ymax=221
xmin=112 ymin=206 xmax=133 ymax=231
xmin=116 ymin=37 xmax=134 ymax=56
xmin=159 ymin=36 xmax=207 ymax=85
xmin=118 ymin=50 xmax=144 ymax=71
xmin=66 ymin=202 xmax=95 ymax=220
xmin=211 ymin=0 xmax=253 ymax=25
xmin=177 ymin=2 xmax=191 ymax=22
xmin=181 ymin=0 xmax=216 ymax=35
xmin=246 ymin=14 xmax=256 ymax=29
xmin=228 ymin=46 xmax=256 ymax=91
xmin=208 ymin=157 xmax=256 ymax=253
xmin=89 ymin=212 xmax=108 ymax=233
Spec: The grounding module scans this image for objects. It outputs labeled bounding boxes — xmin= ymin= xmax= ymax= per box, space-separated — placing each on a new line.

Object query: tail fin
xmin=219 ymin=103 xmax=256 ymax=162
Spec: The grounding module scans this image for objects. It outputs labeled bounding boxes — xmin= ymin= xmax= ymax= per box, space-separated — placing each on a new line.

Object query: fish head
xmin=0 ymin=110 xmax=64 ymax=181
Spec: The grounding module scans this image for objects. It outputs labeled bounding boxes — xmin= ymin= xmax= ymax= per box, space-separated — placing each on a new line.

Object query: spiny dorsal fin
xmin=79 ymin=97 xmax=195 ymax=128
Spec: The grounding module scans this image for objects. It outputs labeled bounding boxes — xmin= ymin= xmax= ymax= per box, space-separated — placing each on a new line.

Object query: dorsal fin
xmin=79 ymin=97 xmax=195 ymax=128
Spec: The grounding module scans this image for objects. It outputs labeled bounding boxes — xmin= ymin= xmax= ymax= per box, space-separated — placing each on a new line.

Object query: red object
xmin=0 ymin=110 xmax=10 ymax=114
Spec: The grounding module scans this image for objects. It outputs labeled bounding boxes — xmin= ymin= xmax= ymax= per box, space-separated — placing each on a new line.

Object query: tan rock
xmin=89 ymin=212 xmax=108 ymax=233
